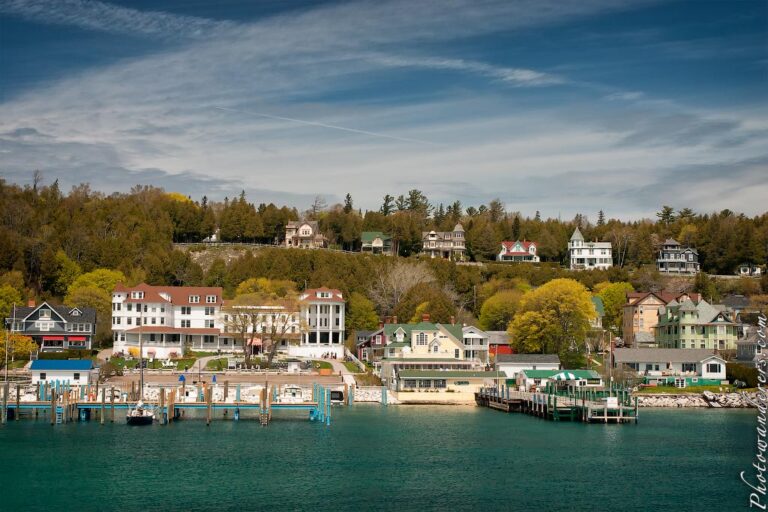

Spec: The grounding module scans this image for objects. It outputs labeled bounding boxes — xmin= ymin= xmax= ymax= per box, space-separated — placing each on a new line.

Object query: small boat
xmin=277 ymin=385 xmax=305 ymax=403
xmin=126 ymin=400 xmax=154 ymax=425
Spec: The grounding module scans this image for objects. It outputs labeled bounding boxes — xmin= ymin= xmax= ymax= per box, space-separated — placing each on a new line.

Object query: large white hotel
xmin=111 ymin=284 xmax=346 ymax=359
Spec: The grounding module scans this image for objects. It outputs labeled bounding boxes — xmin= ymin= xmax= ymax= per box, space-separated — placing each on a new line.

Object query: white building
xmin=612 ymin=348 xmax=727 ymax=385
xmin=219 ymin=303 xmax=302 ymax=355
xmin=289 ymin=288 xmax=346 ymax=359
xmin=285 ymin=221 xmax=327 ymax=249
xmin=29 ymin=360 xmax=97 ymax=385
xmin=461 ymin=325 xmax=490 ymax=365
xmin=111 ymin=283 xmax=226 ymax=359
xmin=568 ymin=227 xmax=613 ymax=270
xmin=495 ymin=354 xmax=561 ymax=378
xmin=497 ymin=240 xmax=540 ymax=263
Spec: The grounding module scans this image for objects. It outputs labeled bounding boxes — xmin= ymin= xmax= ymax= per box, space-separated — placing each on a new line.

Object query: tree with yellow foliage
xmin=508 ymin=278 xmax=595 ymax=367
xmin=0 ymin=333 xmax=38 ymax=367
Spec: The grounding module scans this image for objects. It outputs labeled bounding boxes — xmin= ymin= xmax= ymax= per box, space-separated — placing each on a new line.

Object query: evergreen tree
xmin=343 ymin=193 xmax=353 ymax=214
xmin=597 ymin=210 xmax=605 ymax=226
xmin=380 ymin=194 xmax=394 ymax=216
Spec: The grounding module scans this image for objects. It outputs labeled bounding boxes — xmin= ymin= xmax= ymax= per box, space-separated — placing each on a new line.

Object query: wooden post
xmin=15 ymin=384 xmax=20 ymax=421
xmin=50 ymin=389 xmax=57 ymax=425
xmin=110 ymin=387 xmax=115 ymax=423
xmin=160 ymin=388 xmax=166 ymax=425
xmin=100 ymin=388 xmax=106 ymax=425
xmin=206 ymin=387 xmax=212 ymax=426
xmin=1 ymin=382 xmax=8 ymax=424
xmin=224 ymin=381 xmax=229 ymax=401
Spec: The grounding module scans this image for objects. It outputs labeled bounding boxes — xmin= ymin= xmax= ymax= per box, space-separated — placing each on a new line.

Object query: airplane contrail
xmin=213 ymin=106 xmax=439 ymax=146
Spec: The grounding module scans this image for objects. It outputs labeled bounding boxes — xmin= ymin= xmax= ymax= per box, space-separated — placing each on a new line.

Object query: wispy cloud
xmin=0 ymin=0 xmax=237 ymax=40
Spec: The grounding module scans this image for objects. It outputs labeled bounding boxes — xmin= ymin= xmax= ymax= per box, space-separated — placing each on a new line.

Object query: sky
xmin=0 ymin=0 xmax=766 ymax=219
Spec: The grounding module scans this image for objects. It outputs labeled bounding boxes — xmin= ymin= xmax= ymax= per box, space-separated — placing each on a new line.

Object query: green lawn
xmin=7 ymin=360 xmax=29 ymax=369
xmin=108 ymin=356 xmax=197 ymax=371
xmin=312 ymin=360 xmax=333 ymax=370
xmin=206 ymin=358 xmax=229 ymax=371
xmin=343 ymin=361 xmax=362 ymax=373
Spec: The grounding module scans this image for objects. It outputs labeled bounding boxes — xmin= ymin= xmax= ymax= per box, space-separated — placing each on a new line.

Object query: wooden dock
xmin=1 ymin=381 xmax=346 ymax=427
xmin=475 ymin=387 xmax=638 ymax=424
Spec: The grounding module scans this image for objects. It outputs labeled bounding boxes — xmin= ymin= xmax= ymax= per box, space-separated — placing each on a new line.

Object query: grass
xmin=635 ymin=385 xmax=741 ymax=394
xmin=312 ymin=360 xmax=333 ymax=370
xmin=206 ymin=358 xmax=229 ymax=371
xmin=108 ymin=356 xmax=197 ymax=371
xmin=343 ymin=361 xmax=362 ymax=373
xmin=7 ymin=359 xmax=29 ymax=369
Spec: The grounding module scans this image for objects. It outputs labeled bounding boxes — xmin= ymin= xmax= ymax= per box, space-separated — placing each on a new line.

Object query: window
xmin=189 ymin=295 xmax=200 ymax=304
xmin=181 ymin=320 xmax=191 ymax=328
xmin=416 ymin=333 xmax=427 ymax=345
xmin=204 ymin=307 xmax=215 ymax=316
xmin=39 ymin=309 xmax=51 ymax=319
xmin=40 ymin=372 xmax=46 ymax=380
xmin=127 ymin=318 xmax=132 ymax=325
xmin=127 ymin=303 xmax=132 ymax=312
xmin=404 ymin=380 xmax=417 ymax=389
xmin=181 ymin=307 xmax=191 ymax=315
xmin=432 ymin=344 xmax=438 ymax=353
xmin=434 ymin=380 xmax=446 ymax=389
xmin=205 ymin=320 xmax=215 ymax=328
xmin=454 ymin=349 xmax=460 ymax=358
xmin=418 ymin=380 xmax=432 ymax=389
xmin=706 ymin=363 xmax=721 ymax=374
xmin=682 ymin=363 xmax=695 ymax=372
xmin=645 ymin=364 xmax=653 ymax=371
xmin=206 ymin=295 xmax=217 ymax=304
xmin=131 ymin=291 xmax=144 ymax=299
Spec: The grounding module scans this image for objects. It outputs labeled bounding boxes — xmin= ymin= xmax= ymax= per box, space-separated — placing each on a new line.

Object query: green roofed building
xmin=361 ymin=231 xmax=394 ymax=255
xmin=396 ymin=370 xmax=505 ymax=394
xmin=516 ymin=369 xmax=603 ymax=391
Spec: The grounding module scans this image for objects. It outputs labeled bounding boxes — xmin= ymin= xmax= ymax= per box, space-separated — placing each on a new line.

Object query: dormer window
xmin=39 ymin=309 xmax=51 ymax=319
xmin=206 ymin=295 xmax=217 ymax=304
xmin=131 ymin=291 xmax=144 ymax=299
xmin=70 ymin=308 xmax=81 ymax=316
xmin=189 ymin=295 xmax=200 ymax=304
xmin=318 ymin=292 xmax=331 ymax=299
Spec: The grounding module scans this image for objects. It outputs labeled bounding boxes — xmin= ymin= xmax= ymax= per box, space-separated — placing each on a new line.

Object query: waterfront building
xmin=656 ymin=239 xmax=700 ymax=274
xmin=612 ymin=348 xmax=726 ymax=386
xmin=461 ymin=325 xmax=490 ymax=365
xmin=292 ymin=287 xmax=346 ymax=359
xmin=285 ymin=221 xmax=327 ymax=249
xmin=5 ymin=301 xmax=96 ymax=353
xmin=111 ymin=283 xmax=225 ymax=359
xmin=29 ymin=360 xmax=97 ymax=385
xmin=621 ymin=291 xmax=701 ymax=347
xmin=361 ymin=231 xmax=394 ymax=255
xmin=496 ymin=240 xmax=540 ymax=263
xmin=219 ymin=302 xmax=301 ymax=355
xmin=420 ymin=224 xmax=466 ymax=260
xmin=735 ymin=327 xmax=762 ymax=368
xmin=568 ymin=227 xmax=612 ymax=270
xmin=654 ymin=297 xmax=739 ymax=351
xmin=495 ymin=354 xmax=560 ymax=378
xmin=516 ymin=369 xmax=602 ymax=391
xmin=393 ymin=370 xmax=505 ymax=402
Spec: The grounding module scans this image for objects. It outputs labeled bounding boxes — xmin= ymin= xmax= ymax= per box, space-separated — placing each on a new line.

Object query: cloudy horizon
xmin=1 ymin=0 xmax=766 ymax=219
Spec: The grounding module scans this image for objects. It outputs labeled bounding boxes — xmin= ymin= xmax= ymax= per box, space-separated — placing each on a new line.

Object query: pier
xmin=0 ymin=380 xmax=350 ymax=427
xmin=475 ymin=385 xmax=639 ymax=424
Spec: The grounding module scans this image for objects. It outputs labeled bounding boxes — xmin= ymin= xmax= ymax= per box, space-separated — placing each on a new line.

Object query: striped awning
xmin=551 ymin=372 xmax=578 ymax=381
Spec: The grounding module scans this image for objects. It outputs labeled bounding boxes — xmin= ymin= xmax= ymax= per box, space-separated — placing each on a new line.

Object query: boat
xmin=126 ymin=311 xmax=154 ymax=425
xmin=126 ymin=400 xmax=155 ymax=425
xmin=277 ymin=385 xmax=305 ymax=403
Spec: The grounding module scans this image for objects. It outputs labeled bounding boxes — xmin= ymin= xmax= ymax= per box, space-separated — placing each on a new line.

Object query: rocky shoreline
xmin=636 ymin=391 xmax=757 ymax=408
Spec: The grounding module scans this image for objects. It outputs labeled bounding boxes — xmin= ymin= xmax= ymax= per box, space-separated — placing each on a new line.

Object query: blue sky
xmin=1 ymin=0 xmax=766 ymax=219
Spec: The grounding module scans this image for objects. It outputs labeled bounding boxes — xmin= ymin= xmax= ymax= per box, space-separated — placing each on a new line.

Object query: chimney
xmin=450 ymin=315 xmax=455 ymax=325
xmin=27 ymin=299 xmax=35 ymax=308
xmin=392 ymin=315 xmax=398 ymax=324
xmin=421 ymin=313 xmax=430 ymax=322
xmin=378 ymin=319 xmax=384 ymax=329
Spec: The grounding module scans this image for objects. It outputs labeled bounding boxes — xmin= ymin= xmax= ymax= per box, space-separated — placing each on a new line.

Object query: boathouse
xmin=516 ymin=369 xmax=603 ymax=391
xmin=393 ymin=370 xmax=505 ymax=403
xmin=612 ymin=348 xmax=727 ymax=386
xmin=29 ymin=360 xmax=97 ymax=386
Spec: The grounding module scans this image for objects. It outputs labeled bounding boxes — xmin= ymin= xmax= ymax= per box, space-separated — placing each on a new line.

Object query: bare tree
xmin=368 ymin=260 xmax=435 ymax=315
xmin=305 ymin=196 xmax=328 ymax=220
xmin=609 ymin=226 xmax=632 ymax=268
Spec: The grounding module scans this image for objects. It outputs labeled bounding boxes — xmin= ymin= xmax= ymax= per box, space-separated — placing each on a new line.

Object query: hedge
xmin=38 ymin=349 xmax=96 ymax=360
xmin=726 ymin=363 xmax=759 ymax=388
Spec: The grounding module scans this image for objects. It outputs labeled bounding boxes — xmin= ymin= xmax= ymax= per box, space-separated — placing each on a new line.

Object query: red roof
xmin=115 ymin=283 xmax=224 ymax=306
xmin=300 ymin=287 xmax=345 ymax=302
xmin=500 ymin=240 xmax=536 ymax=255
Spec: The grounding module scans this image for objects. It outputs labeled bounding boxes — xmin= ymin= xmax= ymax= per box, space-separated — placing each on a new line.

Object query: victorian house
xmin=622 ymin=291 xmax=701 ymax=347
xmin=655 ymin=297 xmax=739 ymax=351
xmin=285 ymin=221 xmax=327 ymax=249
xmin=5 ymin=301 xmax=96 ymax=352
xmin=361 ymin=231 xmax=394 ymax=255
xmin=421 ymin=223 xmax=466 ymax=260
xmin=497 ymin=240 xmax=540 ymax=262
xmin=656 ymin=239 xmax=700 ymax=274
xmin=568 ymin=227 xmax=613 ymax=270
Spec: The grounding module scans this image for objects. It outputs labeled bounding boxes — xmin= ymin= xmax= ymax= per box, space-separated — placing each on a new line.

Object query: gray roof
xmin=723 ymin=294 xmax=750 ymax=310
xmin=10 ymin=302 xmax=96 ymax=324
xmin=495 ymin=354 xmax=561 ymax=364
xmin=570 ymin=227 xmax=584 ymax=241
xmin=613 ymin=348 xmax=721 ymax=364
xmin=485 ymin=331 xmax=510 ymax=345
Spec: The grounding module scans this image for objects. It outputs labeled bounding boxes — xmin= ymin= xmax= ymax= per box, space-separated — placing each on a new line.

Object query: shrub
xmin=38 ymin=349 xmax=92 ymax=360
xmin=727 ymin=363 xmax=758 ymax=388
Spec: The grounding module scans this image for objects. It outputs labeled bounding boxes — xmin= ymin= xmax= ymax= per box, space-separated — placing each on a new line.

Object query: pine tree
xmin=534 ymin=210 xmax=541 ymax=222
xmin=597 ymin=210 xmax=605 ymax=226
xmin=343 ymin=193 xmax=353 ymax=214
xmin=380 ymin=194 xmax=394 ymax=216
xmin=512 ymin=216 xmax=521 ymax=240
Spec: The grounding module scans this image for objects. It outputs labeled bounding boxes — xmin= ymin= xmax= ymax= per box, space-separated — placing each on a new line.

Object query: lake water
xmin=0 ymin=405 xmax=755 ymax=511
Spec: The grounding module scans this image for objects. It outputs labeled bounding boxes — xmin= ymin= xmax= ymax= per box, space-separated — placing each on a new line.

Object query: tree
xmin=368 ymin=260 xmax=435 ymax=315
xmin=595 ymin=281 xmax=634 ymax=334
xmin=509 ymin=278 xmax=595 ymax=367
xmin=343 ymin=193 xmax=353 ymax=214
xmin=65 ymin=286 xmax=112 ymax=347
xmin=394 ymin=285 xmax=457 ymax=324
xmin=235 ymin=277 xmax=297 ymax=298
xmin=479 ymin=290 xmax=524 ymax=331
xmin=597 ymin=210 xmax=605 ymax=227
xmin=308 ymin=196 xmax=327 ymax=219
xmin=693 ymin=272 xmax=720 ymax=302
xmin=380 ymin=194 xmax=395 ymax=216
xmin=67 ymin=268 xmax=127 ymax=297
xmin=346 ymin=292 xmax=379 ymax=331
xmin=0 ymin=285 xmax=22 ymax=320
xmin=656 ymin=206 xmax=675 ymax=226
xmin=0 ymin=333 xmax=37 ymax=366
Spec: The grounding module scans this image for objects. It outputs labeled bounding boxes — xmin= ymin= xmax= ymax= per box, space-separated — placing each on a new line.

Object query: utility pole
xmin=4 ymin=304 xmax=15 ymax=383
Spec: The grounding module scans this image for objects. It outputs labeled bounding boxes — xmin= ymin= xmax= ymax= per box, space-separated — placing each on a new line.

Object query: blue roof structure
xmin=30 ymin=360 xmax=94 ymax=371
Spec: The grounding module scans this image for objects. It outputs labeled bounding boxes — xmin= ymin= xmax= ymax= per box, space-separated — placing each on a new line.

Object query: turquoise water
xmin=0 ymin=406 xmax=755 ymax=511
